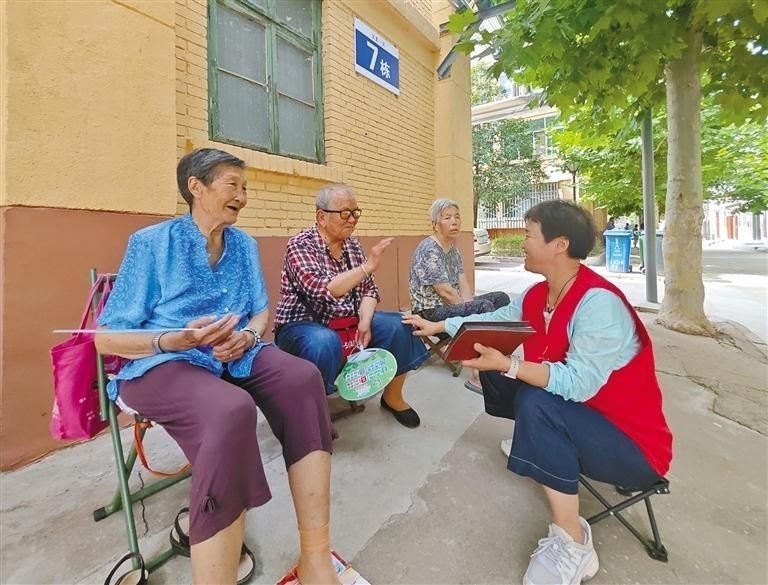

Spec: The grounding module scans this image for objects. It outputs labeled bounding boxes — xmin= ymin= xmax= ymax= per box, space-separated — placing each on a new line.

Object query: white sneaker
xmin=523 ymin=517 xmax=599 ymax=585
xmin=500 ymin=438 xmax=512 ymax=458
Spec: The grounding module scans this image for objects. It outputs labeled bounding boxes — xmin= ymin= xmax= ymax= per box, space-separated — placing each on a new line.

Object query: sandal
xmin=169 ymin=507 xmax=191 ymax=557
xmin=237 ymin=543 xmax=256 ymax=584
xmin=104 ymin=552 xmax=148 ymax=585
xmin=169 ymin=506 xmax=256 ymax=584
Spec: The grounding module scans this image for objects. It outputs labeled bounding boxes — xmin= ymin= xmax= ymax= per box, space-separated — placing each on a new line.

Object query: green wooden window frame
xmin=208 ymin=0 xmax=324 ymax=163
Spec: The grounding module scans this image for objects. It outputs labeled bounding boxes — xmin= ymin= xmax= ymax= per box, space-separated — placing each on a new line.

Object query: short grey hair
xmin=429 ymin=198 xmax=460 ymax=222
xmin=316 ymin=183 xmax=354 ymax=209
xmin=177 ymin=148 xmax=245 ymax=210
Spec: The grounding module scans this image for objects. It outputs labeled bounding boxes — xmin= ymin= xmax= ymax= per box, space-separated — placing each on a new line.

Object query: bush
xmin=490 ymin=234 xmax=604 ymax=258
xmin=492 ymin=234 xmax=524 ymax=257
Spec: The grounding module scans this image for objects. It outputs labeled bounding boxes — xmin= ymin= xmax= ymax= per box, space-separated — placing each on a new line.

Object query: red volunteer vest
xmin=522 ymin=265 xmax=672 ymax=476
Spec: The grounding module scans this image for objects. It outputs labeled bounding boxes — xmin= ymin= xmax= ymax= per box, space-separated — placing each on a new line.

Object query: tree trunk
xmin=657 ymin=25 xmax=715 ymax=336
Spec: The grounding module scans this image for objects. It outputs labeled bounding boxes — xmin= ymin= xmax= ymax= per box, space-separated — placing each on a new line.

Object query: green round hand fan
xmin=335 ymin=348 xmax=397 ymax=401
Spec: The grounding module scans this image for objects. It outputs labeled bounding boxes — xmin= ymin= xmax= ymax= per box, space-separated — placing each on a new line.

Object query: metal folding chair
xmin=89 ymin=269 xmax=191 ymax=573
xmin=580 ymin=475 xmax=670 ymax=562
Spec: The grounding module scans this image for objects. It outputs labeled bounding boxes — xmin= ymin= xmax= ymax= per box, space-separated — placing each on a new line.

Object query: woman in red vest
xmin=404 ymin=200 xmax=672 ymax=585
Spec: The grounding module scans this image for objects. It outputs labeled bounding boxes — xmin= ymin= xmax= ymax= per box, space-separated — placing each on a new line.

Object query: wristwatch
xmin=502 ymin=355 xmax=520 ymax=379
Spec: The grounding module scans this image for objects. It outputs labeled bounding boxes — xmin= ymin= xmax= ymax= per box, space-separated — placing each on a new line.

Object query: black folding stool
xmin=580 ymin=476 xmax=670 ymax=562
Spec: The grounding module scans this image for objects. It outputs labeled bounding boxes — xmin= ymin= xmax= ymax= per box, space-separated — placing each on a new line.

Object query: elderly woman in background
xmin=274 ymin=183 xmax=429 ymax=428
xmin=408 ymin=198 xmax=509 ymax=393
xmin=95 ymin=149 xmax=339 ymax=585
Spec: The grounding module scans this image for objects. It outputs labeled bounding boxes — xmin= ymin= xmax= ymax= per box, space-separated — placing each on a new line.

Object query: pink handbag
xmin=49 ymin=274 xmax=118 ymax=440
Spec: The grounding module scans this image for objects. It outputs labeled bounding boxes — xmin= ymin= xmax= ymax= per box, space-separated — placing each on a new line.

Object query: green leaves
xmin=467 ymin=0 xmax=767 ymax=224
xmin=552 ymin=98 xmax=768 ymax=215
xmin=467 ymin=0 xmax=766 ymax=128
xmin=471 ymin=66 xmax=548 ymax=220
xmin=753 ymin=0 xmax=768 ymax=25
xmin=473 ymin=118 xmax=548 ymax=212
xmin=446 ymin=8 xmax=479 ymax=35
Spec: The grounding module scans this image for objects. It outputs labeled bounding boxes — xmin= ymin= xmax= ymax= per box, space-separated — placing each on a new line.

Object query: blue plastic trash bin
xmin=604 ymin=229 xmax=632 ymax=273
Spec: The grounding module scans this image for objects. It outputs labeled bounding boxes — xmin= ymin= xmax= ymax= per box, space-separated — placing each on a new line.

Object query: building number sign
xmin=354 ymin=18 xmax=400 ymax=95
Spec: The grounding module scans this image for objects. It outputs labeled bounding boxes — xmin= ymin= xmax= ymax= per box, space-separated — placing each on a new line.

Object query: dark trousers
xmin=480 ymin=371 xmax=661 ymax=495
xmin=275 ymin=311 xmax=429 ymax=395
xmin=120 ymin=345 xmax=332 ymax=544
xmin=419 ymin=291 xmax=510 ymax=322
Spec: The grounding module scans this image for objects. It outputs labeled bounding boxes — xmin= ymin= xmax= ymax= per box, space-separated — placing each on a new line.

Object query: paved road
xmin=702 ymin=248 xmax=767 ymax=276
xmin=475 ymin=247 xmax=768 ymax=343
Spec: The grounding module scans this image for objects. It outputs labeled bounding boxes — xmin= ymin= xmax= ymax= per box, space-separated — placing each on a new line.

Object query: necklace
xmin=545 ymin=273 xmax=578 ymax=313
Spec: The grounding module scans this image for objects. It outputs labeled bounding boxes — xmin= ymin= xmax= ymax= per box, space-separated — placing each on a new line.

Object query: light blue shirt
xmin=98 ymin=213 xmax=269 ymax=400
xmin=445 ymin=285 xmax=640 ymax=402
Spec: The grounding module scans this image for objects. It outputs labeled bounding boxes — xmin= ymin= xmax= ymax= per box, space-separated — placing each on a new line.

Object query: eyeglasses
xmin=321 ymin=208 xmax=363 ymax=220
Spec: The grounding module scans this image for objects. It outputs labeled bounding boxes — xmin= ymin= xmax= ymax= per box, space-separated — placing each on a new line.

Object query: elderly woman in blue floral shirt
xmin=96 ymin=149 xmax=339 ymax=585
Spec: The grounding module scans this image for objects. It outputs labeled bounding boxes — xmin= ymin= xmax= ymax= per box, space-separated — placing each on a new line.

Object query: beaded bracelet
xmin=241 ymin=327 xmax=261 ymax=350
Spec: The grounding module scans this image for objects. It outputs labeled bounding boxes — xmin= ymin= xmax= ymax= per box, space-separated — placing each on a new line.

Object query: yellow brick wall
xmin=401 ymin=0 xmax=435 ymax=23
xmin=322 ymin=0 xmax=437 ymax=236
xmin=434 ymin=0 xmax=473 ymax=217
xmin=174 ymin=0 xmax=443 ymax=237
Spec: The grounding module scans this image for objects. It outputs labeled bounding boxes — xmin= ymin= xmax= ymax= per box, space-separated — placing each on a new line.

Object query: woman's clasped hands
xmin=160 ymin=314 xmax=251 ymax=362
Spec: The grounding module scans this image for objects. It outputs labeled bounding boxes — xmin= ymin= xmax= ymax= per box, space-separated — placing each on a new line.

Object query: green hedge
xmin=490 ymin=234 xmax=605 ymax=258
xmin=491 ymin=235 xmax=524 ymax=257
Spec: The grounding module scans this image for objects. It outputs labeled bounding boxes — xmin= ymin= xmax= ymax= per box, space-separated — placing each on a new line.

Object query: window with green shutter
xmin=208 ymin=0 xmax=324 ymax=162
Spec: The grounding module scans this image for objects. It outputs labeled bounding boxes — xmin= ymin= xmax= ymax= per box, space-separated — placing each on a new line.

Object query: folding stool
xmin=329 ymin=397 xmax=365 ymax=421
xmin=90 ymin=270 xmax=191 ymax=573
xmin=423 ymin=333 xmax=462 ymax=377
xmin=580 ymin=475 xmax=670 ymax=562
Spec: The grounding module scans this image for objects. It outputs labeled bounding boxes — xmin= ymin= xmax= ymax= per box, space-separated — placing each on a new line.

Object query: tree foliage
xmin=472 ymin=65 xmax=547 ymax=225
xmin=553 ymin=101 xmax=768 ymax=217
xmin=700 ymin=106 xmax=768 ymax=213
xmin=552 ymin=118 xmax=667 ymax=218
xmin=470 ymin=65 xmax=504 ymax=106
xmin=455 ymin=0 xmax=767 ymax=131
xmin=451 ymin=0 xmax=767 ymax=335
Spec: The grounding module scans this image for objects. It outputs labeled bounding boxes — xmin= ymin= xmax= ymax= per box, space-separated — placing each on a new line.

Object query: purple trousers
xmin=119 ymin=345 xmax=333 ymax=544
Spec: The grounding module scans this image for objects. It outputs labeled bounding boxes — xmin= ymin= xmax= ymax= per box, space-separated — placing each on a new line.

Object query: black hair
xmin=176 ymin=148 xmax=245 ymax=209
xmin=524 ymin=200 xmax=597 ymax=259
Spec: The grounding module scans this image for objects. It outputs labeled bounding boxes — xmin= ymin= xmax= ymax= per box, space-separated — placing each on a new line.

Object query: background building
xmin=0 ymin=0 xmax=473 ymax=468
xmin=471 ymin=80 xmax=607 ymax=235
xmin=703 ymin=201 xmax=766 ymax=245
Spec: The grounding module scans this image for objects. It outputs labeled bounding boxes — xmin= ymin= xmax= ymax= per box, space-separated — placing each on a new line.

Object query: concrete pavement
xmin=1 ymin=261 xmax=766 ymax=584
xmin=475 ymin=247 xmax=768 ymax=344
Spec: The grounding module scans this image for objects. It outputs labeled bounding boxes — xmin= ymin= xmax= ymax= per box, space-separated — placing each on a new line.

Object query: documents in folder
xmin=443 ymin=321 xmax=535 ymax=361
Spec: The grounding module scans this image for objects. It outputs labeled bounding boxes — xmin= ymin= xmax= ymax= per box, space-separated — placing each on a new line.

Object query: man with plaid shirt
xmin=274 ymin=184 xmax=429 ymax=428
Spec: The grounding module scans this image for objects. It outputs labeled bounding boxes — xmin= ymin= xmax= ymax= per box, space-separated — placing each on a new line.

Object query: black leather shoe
xmin=380 ymin=395 xmax=421 ymax=428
